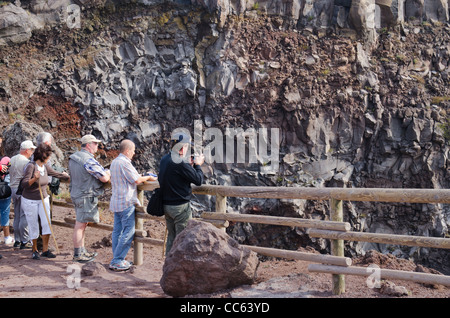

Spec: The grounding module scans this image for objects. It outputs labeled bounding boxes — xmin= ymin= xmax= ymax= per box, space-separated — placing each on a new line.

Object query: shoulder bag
xmin=146 ymin=187 xmax=164 ymax=216
xmin=0 ymin=180 xmax=11 ymax=199
xmin=146 ymin=167 xmax=165 ymax=216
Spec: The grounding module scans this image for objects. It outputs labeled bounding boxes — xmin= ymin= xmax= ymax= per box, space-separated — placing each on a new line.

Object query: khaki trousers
xmin=163 ymin=202 xmax=191 ymax=255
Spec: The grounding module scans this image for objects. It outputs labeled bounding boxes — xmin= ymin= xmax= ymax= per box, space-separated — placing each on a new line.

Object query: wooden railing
xmin=189 ymin=185 xmax=450 ymax=294
xmin=52 ymin=182 xmax=450 ymax=295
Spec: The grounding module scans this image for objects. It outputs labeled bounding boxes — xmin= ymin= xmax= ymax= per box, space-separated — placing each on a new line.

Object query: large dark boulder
xmin=160 ymin=219 xmax=259 ymax=297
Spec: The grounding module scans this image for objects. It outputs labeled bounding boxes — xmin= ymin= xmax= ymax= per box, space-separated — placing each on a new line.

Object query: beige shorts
xmin=73 ymin=196 xmax=99 ymax=223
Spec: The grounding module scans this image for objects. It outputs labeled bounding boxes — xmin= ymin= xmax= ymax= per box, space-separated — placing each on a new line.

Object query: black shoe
xmin=41 ymin=250 xmax=56 ymax=258
xmin=13 ymin=241 xmax=20 ymax=248
xmin=32 ymin=251 xmax=40 ymax=260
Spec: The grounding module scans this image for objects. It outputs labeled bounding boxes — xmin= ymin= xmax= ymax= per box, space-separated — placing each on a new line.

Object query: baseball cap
xmin=20 ymin=140 xmax=37 ymax=150
xmin=170 ymin=132 xmax=193 ymax=145
xmin=81 ymin=134 xmax=102 ymax=144
xmin=0 ymin=156 xmax=10 ymax=166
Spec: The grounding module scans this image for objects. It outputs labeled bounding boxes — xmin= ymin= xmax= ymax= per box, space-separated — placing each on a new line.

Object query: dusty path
xmin=0 ymin=204 xmax=448 ymax=300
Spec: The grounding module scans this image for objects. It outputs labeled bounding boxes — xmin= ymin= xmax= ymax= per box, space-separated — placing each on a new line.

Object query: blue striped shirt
xmin=109 ymin=153 xmax=140 ymax=212
xmin=84 ymin=158 xmax=108 ymax=179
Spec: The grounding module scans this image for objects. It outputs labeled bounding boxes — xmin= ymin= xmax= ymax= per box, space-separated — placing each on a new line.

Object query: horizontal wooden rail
xmin=189 ymin=185 xmax=450 ymax=204
xmin=243 ymin=245 xmax=352 ymax=267
xmin=308 ymin=264 xmax=450 ymax=287
xmin=201 ymin=212 xmax=351 ymax=231
xmin=51 ymin=200 xmax=74 ymax=208
xmin=134 ymin=211 xmax=229 ymax=228
xmin=53 ymin=218 xmax=148 ymax=237
xmin=53 ymin=219 xmax=164 ymax=246
xmin=52 ymin=199 xmax=110 ymax=209
xmin=135 ymin=211 xmax=165 ymax=221
xmin=137 ymin=181 xmax=159 ymax=192
xmin=307 ymin=229 xmax=450 ymax=249
xmin=135 ymin=236 xmax=164 ymax=246
xmin=52 ymin=220 xmax=75 ymax=229
xmin=198 ymin=218 xmax=230 ymax=229
xmin=67 ymin=181 xmax=450 ymax=204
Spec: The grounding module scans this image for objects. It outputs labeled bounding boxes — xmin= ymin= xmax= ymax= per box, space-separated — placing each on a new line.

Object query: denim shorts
xmin=73 ymin=196 xmax=99 ymax=223
xmin=0 ymin=197 xmax=11 ymax=226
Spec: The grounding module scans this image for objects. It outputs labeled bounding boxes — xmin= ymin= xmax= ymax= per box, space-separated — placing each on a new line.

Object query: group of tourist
xmin=0 ymin=131 xmax=205 ymax=272
xmin=0 ymin=132 xmax=67 ymax=261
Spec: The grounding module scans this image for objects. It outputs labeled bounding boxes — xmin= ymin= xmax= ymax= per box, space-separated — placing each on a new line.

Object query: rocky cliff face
xmin=0 ymin=0 xmax=449 ymax=273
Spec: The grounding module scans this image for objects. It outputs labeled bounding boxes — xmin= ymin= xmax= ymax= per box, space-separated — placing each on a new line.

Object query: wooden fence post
xmin=134 ymin=189 xmax=144 ymax=266
xmin=215 ymin=194 xmax=227 ymax=231
xmin=216 ymin=194 xmax=227 ymax=213
xmin=330 ymin=198 xmax=345 ymax=295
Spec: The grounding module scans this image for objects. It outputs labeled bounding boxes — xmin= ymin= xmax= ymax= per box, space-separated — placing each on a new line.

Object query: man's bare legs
xmin=72 ymin=221 xmax=96 ymax=262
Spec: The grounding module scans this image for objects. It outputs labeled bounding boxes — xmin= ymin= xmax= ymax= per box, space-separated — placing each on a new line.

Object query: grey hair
xmin=36 ymin=132 xmax=53 ymax=146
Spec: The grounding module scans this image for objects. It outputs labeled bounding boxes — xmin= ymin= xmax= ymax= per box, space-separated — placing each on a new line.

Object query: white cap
xmin=20 ymin=140 xmax=37 ymax=150
xmin=81 ymin=134 xmax=102 ymax=144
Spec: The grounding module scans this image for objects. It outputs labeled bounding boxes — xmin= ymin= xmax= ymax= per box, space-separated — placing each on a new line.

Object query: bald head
xmin=120 ymin=139 xmax=136 ymax=159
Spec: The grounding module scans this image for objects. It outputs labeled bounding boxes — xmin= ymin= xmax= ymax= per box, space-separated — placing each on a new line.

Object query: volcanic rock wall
xmin=0 ymin=0 xmax=449 ymax=272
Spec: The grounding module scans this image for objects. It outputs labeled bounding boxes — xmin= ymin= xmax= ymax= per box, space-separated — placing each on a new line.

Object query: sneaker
xmin=4 ymin=236 xmax=14 ymax=245
xmin=20 ymin=242 xmax=32 ymax=250
xmin=73 ymin=253 xmax=95 ymax=263
xmin=32 ymin=251 xmax=40 ymax=260
xmin=83 ymin=250 xmax=98 ymax=258
xmin=41 ymin=250 xmax=56 ymax=258
xmin=13 ymin=241 xmax=20 ymax=248
xmin=109 ymin=260 xmax=131 ymax=272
